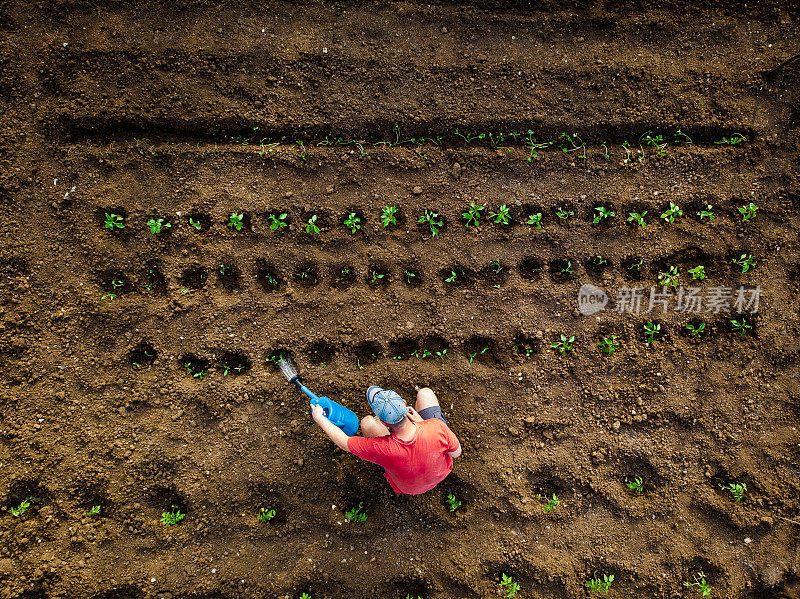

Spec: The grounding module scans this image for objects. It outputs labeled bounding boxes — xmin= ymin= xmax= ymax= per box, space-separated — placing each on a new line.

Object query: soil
xmin=1 ymin=1 xmax=800 ymax=598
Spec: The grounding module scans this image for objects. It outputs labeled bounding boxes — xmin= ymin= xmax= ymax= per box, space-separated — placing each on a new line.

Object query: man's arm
xmin=311 ymin=404 xmax=351 ymax=452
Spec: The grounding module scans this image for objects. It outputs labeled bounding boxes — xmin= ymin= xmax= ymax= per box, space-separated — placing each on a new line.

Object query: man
xmin=310 ymin=385 xmax=461 ymax=495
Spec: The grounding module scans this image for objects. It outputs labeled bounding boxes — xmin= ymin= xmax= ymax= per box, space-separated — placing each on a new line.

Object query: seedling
xmin=344 ymin=212 xmax=361 ymax=233
xmin=369 ymin=270 xmax=385 ymax=284
xmin=446 ymin=494 xmax=461 ymax=512
xmin=730 ymin=318 xmax=752 ymax=336
xmin=660 ymin=202 xmax=683 ymax=223
xmin=104 ymin=213 xmax=124 ymax=230
xmin=627 ymin=258 xmax=644 ymax=271
xmin=85 ymin=505 xmax=101 ymax=517
xmin=418 ymin=210 xmax=443 ymax=237
xmin=345 ymin=503 xmax=367 ymax=522
xmin=593 ymin=206 xmax=615 ymax=224
xmin=555 ymin=207 xmax=574 ymax=221
xmin=697 ymin=204 xmax=715 ymax=221
xmin=541 ymin=493 xmax=560 ymax=512
xmin=685 ymin=322 xmax=706 ymax=337
xmin=189 ymin=217 xmax=203 ymax=231
xmin=558 ymin=132 xmax=585 ymax=156
xmin=256 ymin=507 xmax=276 ymax=522
xmin=218 ymin=264 xmax=231 ymax=276
xmin=111 ymin=279 xmax=125 ymax=290
xmin=228 ymin=212 xmax=244 ymax=231
xmin=641 ymin=130 xmax=668 ymax=157
xmin=658 ymin=266 xmax=680 ymax=288
xmin=10 ymin=498 xmax=32 ymax=517
xmin=268 ymin=213 xmax=288 ymax=230
xmin=462 ymin=201 xmax=485 ymax=228
xmin=526 ymin=213 xmax=543 ymax=228
xmin=732 ymin=253 xmax=755 ymax=273
xmin=524 ymin=130 xmax=551 ymax=161
xmin=673 ymin=129 xmax=693 ymax=144
xmin=101 ymin=293 xmax=117 ymax=300
xmin=586 ymin=574 xmax=614 ymax=595
xmin=147 ymin=218 xmax=171 ymax=234
xmin=161 ymin=505 xmax=185 ymax=526
xmin=684 ymin=572 xmax=712 ymax=597
xmin=591 ymin=255 xmax=608 ymax=267
xmin=550 ymin=334 xmax=574 ymax=356
xmin=738 ymin=202 xmax=759 ymax=221
xmin=489 ymin=204 xmax=511 ymax=225
xmin=644 ymin=321 xmax=660 ymax=344
xmin=444 ymin=270 xmax=457 ymax=284
xmin=305 ymin=214 xmax=321 ymax=235
xmin=714 ymin=132 xmax=747 ymax=145
xmin=435 ymin=349 xmax=447 ymax=359
xmin=468 ymin=346 xmax=489 ymax=364
xmin=688 ymin=266 xmax=706 ymax=280
xmin=597 ymin=335 xmax=620 ymax=355
xmin=499 ymin=573 xmax=520 ymax=598
xmin=296 ymin=140 xmax=307 ymax=160
xmin=184 ymin=362 xmax=208 ymax=380
xmin=626 ymin=477 xmax=644 ymax=493
xmin=627 ymin=211 xmax=647 ymax=227
xmin=719 ymin=482 xmax=746 ymax=502
xmin=490 ymin=261 xmax=503 ymax=274
xmin=557 ymin=260 xmax=574 ymax=276
xmin=300 ymin=594 xmax=311 ymax=599
xmin=380 ymin=205 xmax=398 ymax=228
xmin=600 ymin=141 xmax=611 ymax=160
xmin=403 ymin=270 xmax=416 ymax=284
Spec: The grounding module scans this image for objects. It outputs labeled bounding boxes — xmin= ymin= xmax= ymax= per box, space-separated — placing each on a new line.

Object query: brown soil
xmin=2 ymin=1 xmax=800 ymax=598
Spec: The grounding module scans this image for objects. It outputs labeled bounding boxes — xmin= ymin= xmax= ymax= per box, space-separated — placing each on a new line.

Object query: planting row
xmin=96 ymin=200 xmax=761 ymax=238
xmin=96 ymin=255 xmax=760 ymax=298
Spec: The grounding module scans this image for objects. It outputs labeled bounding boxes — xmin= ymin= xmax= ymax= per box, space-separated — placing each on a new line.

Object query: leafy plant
xmin=444 ymin=270 xmax=458 ymax=284
xmin=684 ymin=572 xmax=712 ymax=597
xmin=462 ymin=201 xmax=485 ymax=228
xmin=627 ymin=258 xmax=644 ymax=271
xmin=697 ymin=204 xmax=715 ymax=221
xmin=101 ymin=293 xmax=117 ymax=301
xmin=641 ymin=130 xmax=668 ymax=157
xmin=593 ymin=206 xmax=615 ymax=224
xmin=468 ymin=345 xmax=489 ymax=364
xmin=111 ymin=279 xmax=125 ymax=290
xmin=489 ymin=204 xmax=511 ymax=225
xmin=732 ymin=253 xmax=755 ymax=273
xmin=257 ymin=507 xmax=276 ymax=522
xmin=228 ymin=212 xmax=244 ymax=231
xmin=345 ymin=503 xmax=367 ymax=522
xmin=369 ymin=270 xmax=385 ymax=284
xmin=730 ymin=318 xmax=752 ymax=336
xmin=184 ymin=362 xmax=208 ymax=380
xmin=555 ymin=207 xmax=574 ymax=221
xmin=541 ymin=493 xmax=560 ymax=512
xmin=590 ymin=255 xmax=607 ymax=267
xmin=550 ymin=334 xmax=574 ymax=356
xmin=10 ymin=497 xmax=32 ymax=518
xmin=719 ymin=482 xmax=746 ymax=502
xmin=738 ymin=202 xmax=759 ymax=221
xmin=418 ymin=210 xmax=443 ymax=237
xmin=526 ymin=212 xmax=543 ymax=228
xmin=658 ymin=265 xmax=680 ymax=288
xmin=85 ymin=505 xmax=101 ymax=517
xmin=685 ymin=322 xmax=706 ymax=337
xmin=446 ymin=494 xmax=461 ymax=512
xmin=688 ymin=265 xmax=706 ymax=280
xmin=189 ymin=217 xmax=203 ymax=231
xmin=586 ymin=574 xmax=614 ymax=595
xmin=644 ymin=321 xmax=660 ymax=344
xmin=305 ymin=214 xmax=320 ymax=235
xmin=268 ymin=213 xmax=288 ymax=230
xmin=161 ymin=505 xmax=185 ymax=526
xmin=598 ymin=335 xmax=620 ymax=355
xmin=714 ymin=133 xmax=747 ymax=145
xmin=627 ymin=211 xmax=647 ymax=227
xmin=343 ymin=212 xmax=361 ymax=233
xmin=403 ymin=270 xmax=416 ymax=284
xmin=660 ymin=202 xmax=683 ymax=223
xmin=300 ymin=594 xmax=311 ymax=599
xmin=147 ymin=218 xmax=171 ymax=234
xmin=557 ymin=260 xmax=574 ymax=276
xmin=626 ymin=477 xmax=644 ymax=493
xmin=104 ymin=213 xmax=125 ymax=230
xmin=381 ymin=206 xmax=398 ymax=228
xmin=499 ymin=573 xmax=520 ymax=598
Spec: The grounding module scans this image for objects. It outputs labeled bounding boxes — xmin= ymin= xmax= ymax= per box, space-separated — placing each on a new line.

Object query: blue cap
xmin=367 ymin=386 xmax=408 ymax=425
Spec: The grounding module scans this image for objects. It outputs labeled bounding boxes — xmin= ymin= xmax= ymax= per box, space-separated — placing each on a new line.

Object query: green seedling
xmin=732 ymin=253 xmax=755 ymax=273
xmin=305 ymin=215 xmax=320 ymax=235
xmin=370 ymin=270 xmax=385 ymax=284
xmin=300 ymin=594 xmax=311 ymax=599
xmin=219 ymin=264 xmax=231 ymax=276
xmin=598 ymin=335 xmax=620 ymax=355
xmin=184 ymin=363 xmax=208 ymax=380
xmin=147 ymin=218 xmax=171 ymax=234
xmin=625 ymin=477 xmax=644 ymax=493
xmin=189 ymin=217 xmax=203 ymax=231
xmin=688 ymin=265 xmax=706 ymax=280
xmin=526 ymin=212 xmax=543 ymax=228
xmin=591 ymin=255 xmax=608 ymax=267
xmin=621 ymin=140 xmax=634 ymax=164
xmin=558 ymin=132 xmax=586 ymax=156
xmin=489 ymin=204 xmax=511 ymax=225
xmin=435 ymin=349 xmax=447 ymax=359
xmin=661 ymin=202 xmax=683 ymax=223
xmin=524 ymin=130 xmax=551 ymax=161
xmin=446 ymin=494 xmax=461 ymax=512
xmin=555 ymin=207 xmax=574 ymax=221
xmin=730 ymin=318 xmax=751 ymax=336
xmin=444 ymin=270 xmax=458 ymax=284
xmin=673 ymin=129 xmax=693 ymax=144
xmin=85 ymin=505 xmax=101 ymax=517
xmin=160 ymin=505 xmax=185 ymax=526
xmin=344 ymin=212 xmax=361 ymax=233
xmin=586 ymin=574 xmax=614 ymax=595
xmin=381 ymin=205 xmax=398 ymax=228
xmin=627 ymin=211 xmax=647 ymax=227
xmin=641 ymin=130 xmax=668 ymax=157
xmin=658 ymin=266 xmax=680 ymax=288
xmin=644 ymin=321 xmax=660 ymax=344
xmin=403 ymin=270 xmax=416 ymax=284
xmin=600 ymin=141 xmax=611 ymax=160
xmin=418 ymin=210 xmax=443 ymax=237
xmin=10 ymin=498 xmax=32 ymax=518
xmin=697 ymin=204 xmax=715 ymax=221
xmin=627 ymin=258 xmax=644 ymax=271
xmin=256 ymin=507 xmax=276 ymax=522
xmin=593 ymin=206 xmax=615 ymax=224
xmin=268 ymin=213 xmax=288 ymax=230
xmin=468 ymin=346 xmax=490 ymax=364
xmin=685 ymin=322 xmax=706 ymax=337
xmin=738 ymin=202 xmax=759 ymax=221
xmin=228 ymin=212 xmax=244 ymax=231
xmin=345 ymin=503 xmax=367 ymax=522
xmin=104 ymin=213 xmax=125 ymax=230
xmin=541 ymin=493 xmax=560 ymax=512
xmin=454 ymin=128 xmax=486 ymax=144
xmin=418 ymin=349 xmax=432 ymax=359
xmin=714 ymin=133 xmax=747 ymax=145
xmin=557 ymin=261 xmax=574 ymax=276
xmin=462 ymin=201 xmax=485 ymax=228
xmin=101 ymin=293 xmax=117 ymax=301
xmin=684 ymin=572 xmax=712 ymax=597
xmin=550 ymin=334 xmax=574 ymax=356
xmin=490 ymin=261 xmax=503 ymax=274
xmin=499 ymin=573 xmax=520 ymax=598
xmin=110 ymin=279 xmax=124 ymax=289
xmin=719 ymin=482 xmax=746 ymax=502
xmin=296 ymin=140 xmax=307 ymax=160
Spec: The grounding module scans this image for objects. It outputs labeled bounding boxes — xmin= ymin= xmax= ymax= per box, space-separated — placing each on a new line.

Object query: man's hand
xmin=311 ymin=403 xmax=326 ymax=423
xmin=407 ymin=407 xmax=423 ymax=423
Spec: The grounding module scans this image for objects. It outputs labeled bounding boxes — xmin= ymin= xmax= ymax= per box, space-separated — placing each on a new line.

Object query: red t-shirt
xmin=347 ymin=419 xmax=460 ymax=495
